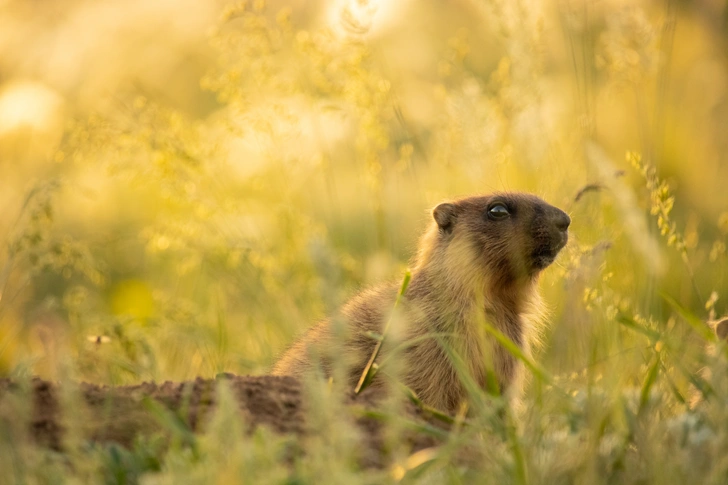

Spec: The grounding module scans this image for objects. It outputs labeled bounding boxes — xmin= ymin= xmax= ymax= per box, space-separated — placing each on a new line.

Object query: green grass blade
xmin=355 ymin=269 xmax=412 ymax=394
xmin=398 ymin=383 xmax=458 ymax=425
xmin=141 ymin=397 xmax=198 ymax=454
xmin=639 ymin=353 xmax=660 ymax=413
xmin=506 ymin=412 xmax=528 ymax=485
xmin=481 ymin=321 xmax=553 ymax=385
xmin=616 ymin=314 xmax=661 ymax=343
xmin=660 ymin=291 xmax=714 ymax=341
xmin=660 ymin=363 xmax=686 ymax=405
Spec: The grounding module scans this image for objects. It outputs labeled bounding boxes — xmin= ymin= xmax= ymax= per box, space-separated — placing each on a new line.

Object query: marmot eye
xmin=487 ymin=203 xmax=510 ymax=220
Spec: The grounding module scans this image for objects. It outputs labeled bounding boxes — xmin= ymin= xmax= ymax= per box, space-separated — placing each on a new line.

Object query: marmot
xmin=272 ymin=193 xmax=570 ymax=413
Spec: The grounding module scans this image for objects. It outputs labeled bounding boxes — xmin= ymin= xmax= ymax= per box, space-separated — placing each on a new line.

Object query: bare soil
xmin=0 ymin=375 xmax=446 ymax=468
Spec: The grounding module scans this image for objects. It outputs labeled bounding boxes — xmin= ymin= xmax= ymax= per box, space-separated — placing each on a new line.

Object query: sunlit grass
xmin=1 ymin=0 xmax=728 ymax=482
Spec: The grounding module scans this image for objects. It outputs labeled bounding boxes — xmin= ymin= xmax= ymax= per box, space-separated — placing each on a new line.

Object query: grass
xmin=1 ymin=0 xmax=728 ymax=483
xmin=355 ymin=269 xmax=411 ymax=394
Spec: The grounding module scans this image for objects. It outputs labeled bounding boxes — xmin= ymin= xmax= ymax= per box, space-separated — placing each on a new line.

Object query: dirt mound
xmin=0 ymin=375 xmax=445 ymax=467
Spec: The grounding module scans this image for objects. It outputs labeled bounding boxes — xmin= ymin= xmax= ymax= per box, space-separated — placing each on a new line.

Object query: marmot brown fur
xmin=272 ymin=193 xmax=570 ymax=413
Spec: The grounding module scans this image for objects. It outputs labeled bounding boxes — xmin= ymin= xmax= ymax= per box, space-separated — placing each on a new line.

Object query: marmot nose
xmin=554 ymin=210 xmax=571 ymax=232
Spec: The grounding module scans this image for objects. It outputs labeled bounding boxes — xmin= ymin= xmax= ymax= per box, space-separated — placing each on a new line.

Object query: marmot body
xmin=272 ymin=193 xmax=570 ymax=413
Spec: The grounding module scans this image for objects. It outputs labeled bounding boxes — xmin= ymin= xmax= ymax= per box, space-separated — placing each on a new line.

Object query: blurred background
xmin=0 ymin=0 xmax=726 ymax=394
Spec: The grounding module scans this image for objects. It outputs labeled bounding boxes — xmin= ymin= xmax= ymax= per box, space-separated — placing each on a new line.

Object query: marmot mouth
xmin=531 ymin=233 xmax=568 ymax=270
xmin=531 ymin=251 xmax=557 ymax=270
xmin=533 ymin=253 xmax=556 ymax=271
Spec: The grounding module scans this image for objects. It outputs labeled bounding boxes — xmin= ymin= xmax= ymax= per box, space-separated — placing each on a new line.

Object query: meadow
xmin=1 ymin=0 xmax=728 ymax=482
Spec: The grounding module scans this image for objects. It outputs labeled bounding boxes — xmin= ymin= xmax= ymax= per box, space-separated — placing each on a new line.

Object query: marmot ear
xmin=715 ymin=318 xmax=728 ymax=341
xmin=433 ymin=203 xmax=456 ymax=234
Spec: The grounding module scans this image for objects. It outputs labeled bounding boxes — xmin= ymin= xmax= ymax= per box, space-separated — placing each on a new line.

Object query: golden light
xmin=0 ymin=80 xmax=62 ymax=135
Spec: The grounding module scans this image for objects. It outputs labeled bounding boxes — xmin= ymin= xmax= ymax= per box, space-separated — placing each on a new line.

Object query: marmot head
xmin=427 ymin=193 xmax=570 ymax=286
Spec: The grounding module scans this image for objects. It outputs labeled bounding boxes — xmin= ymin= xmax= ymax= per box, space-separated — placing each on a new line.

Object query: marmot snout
xmin=272 ymin=192 xmax=570 ymax=413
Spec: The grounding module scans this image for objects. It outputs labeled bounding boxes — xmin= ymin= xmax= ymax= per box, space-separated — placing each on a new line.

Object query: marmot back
xmin=272 ymin=192 xmax=570 ymax=413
